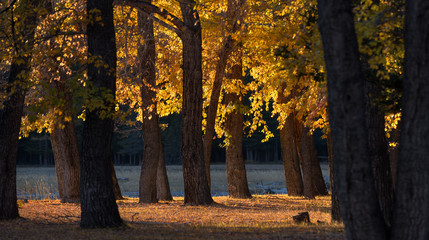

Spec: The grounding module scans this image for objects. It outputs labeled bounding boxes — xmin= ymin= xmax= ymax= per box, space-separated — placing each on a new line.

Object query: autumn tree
xmin=0 ymin=0 xmax=40 ymax=220
xmin=137 ymin=5 xmax=166 ymax=203
xmin=224 ymin=49 xmax=251 ymax=199
xmin=118 ymin=0 xmax=212 ymax=205
xmin=202 ymin=0 xmax=246 ymax=188
xmin=317 ymin=0 xmax=387 ymax=238
xmin=316 ymin=0 xmax=429 ymax=238
xmin=241 ymin=0 xmax=328 ymax=198
xmin=80 ymin=0 xmax=123 ymax=227
xmin=391 ymin=0 xmax=429 ymax=238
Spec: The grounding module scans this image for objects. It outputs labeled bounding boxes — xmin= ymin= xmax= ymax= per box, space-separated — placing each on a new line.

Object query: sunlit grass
xmin=8 ymin=195 xmax=345 ymax=239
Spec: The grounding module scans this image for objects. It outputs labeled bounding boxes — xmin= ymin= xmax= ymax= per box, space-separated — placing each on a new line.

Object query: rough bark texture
xmin=203 ymin=0 xmax=244 ymax=189
xmin=278 ymin=85 xmax=303 ymax=196
xmin=0 ymin=0 xmax=37 ymax=220
xmin=52 ymin=135 xmax=66 ymax=199
xmin=180 ymin=0 xmax=213 ymax=205
xmin=300 ymin=126 xmax=328 ymax=199
xmin=156 ymin=142 xmax=172 ymax=201
xmin=224 ymin=59 xmax=251 ymax=199
xmin=111 ymin=160 xmax=123 ymax=200
xmin=138 ymin=9 xmax=159 ymax=204
xmin=366 ymin=83 xmax=394 ymax=228
xmin=0 ymin=62 xmax=26 ymax=220
xmin=307 ymin=132 xmax=328 ymax=196
xmin=51 ymin=120 xmax=80 ymax=203
xmin=392 ymin=1 xmax=429 ymax=239
xmin=299 ymin=125 xmax=313 ymax=199
xmin=327 ymin=132 xmax=341 ymax=222
xmin=317 ymin=0 xmax=387 ymax=239
xmin=81 ymin=0 xmax=122 ymax=228
xmin=388 ymin=125 xmax=399 ymax=190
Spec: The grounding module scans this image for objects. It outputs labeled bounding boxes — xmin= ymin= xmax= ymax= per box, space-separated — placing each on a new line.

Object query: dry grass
xmin=2 ymin=195 xmax=345 ymax=240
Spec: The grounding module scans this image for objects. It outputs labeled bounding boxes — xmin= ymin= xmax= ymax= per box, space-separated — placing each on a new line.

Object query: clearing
xmin=1 ymin=195 xmax=345 ymax=239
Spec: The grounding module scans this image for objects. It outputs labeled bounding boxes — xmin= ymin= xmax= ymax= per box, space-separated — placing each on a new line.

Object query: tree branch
xmin=115 ymin=0 xmax=184 ymax=35
xmin=0 ymin=0 xmax=16 ymax=15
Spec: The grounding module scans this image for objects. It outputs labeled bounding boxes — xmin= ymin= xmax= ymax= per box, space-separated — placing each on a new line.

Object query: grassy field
xmin=16 ymin=163 xmax=330 ymax=199
xmin=2 ymin=195 xmax=345 ymax=240
xmin=8 ymin=163 xmax=344 ymax=239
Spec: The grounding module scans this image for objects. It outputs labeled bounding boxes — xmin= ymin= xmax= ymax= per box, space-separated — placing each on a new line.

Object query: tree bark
xmin=392 ymin=1 xmax=429 ymax=239
xmin=0 ymin=0 xmax=38 ymax=220
xmin=203 ymin=0 xmax=245 ymax=190
xmin=327 ymin=132 xmax=341 ymax=222
xmin=225 ymin=91 xmax=251 ymax=199
xmin=366 ymin=83 xmax=394 ymax=228
xmin=224 ymin=57 xmax=251 ymax=199
xmin=180 ymin=0 xmax=213 ymax=205
xmin=317 ymin=0 xmax=387 ymax=239
xmin=0 ymin=62 xmax=27 ymax=220
xmin=300 ymin=126 xmax=328 ymax=199
xmin=388 ymin=125 xmax=399 ymax=190
xmin=157 ymin=141 xmax=173 ymax=201
xmin=50 ymin=119 xmax=80 ymax=203
xmin=278 ymin=85 xmax=303 ymax=196
xmin=52 ymin=134 xmax=66 ymax=199
xmin=80 ymin=0 xmax=122 ymax=228
xmin=111 ymin=160 xmax=123 ymax=200
xmin=137 ymin=8 xmax=159 ymax=204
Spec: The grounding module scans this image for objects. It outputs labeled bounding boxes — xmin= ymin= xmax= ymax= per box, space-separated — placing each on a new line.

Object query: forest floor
xmin=1 ymin=195 xmax=345 ymax=240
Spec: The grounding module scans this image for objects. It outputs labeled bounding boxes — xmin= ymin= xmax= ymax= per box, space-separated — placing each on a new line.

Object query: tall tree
xmin=179 ymin=0 xmax=213 ymax=205
xmin=392 ymin=1 xmax=429 ymax=239
xmin=136 ymin=5 xmax=173 ymax=203
xmin=51 ymin=118 xmax=80 ymax=203
xmin=224 ymin=51 xmax=251 ymax=199
xmin=278 ymin=85 xmax=303 ymax=196
xmin=327 ymin=131 xmax=341 ymax=222
xmin=365 ymin=80 xmax=394 ymax=227
xmin=202 ymin=0 xmax=245 ymax=189
xmin=0 ymin=0 xmax=38 ymax=220
xmin=80 ymin=0 xmax=122 ymax=227
xmin=156 ymin=142 xmax=173 ymax=201
xmin=317 ymin=0 xmax=388 ymax=239
xmin=300 ymin=125 xmax=328 ymax=199
xmin=118 ymin=0 xmax=213 ymax=205
xmin=137 ymin=7 xmax=161 ymax=203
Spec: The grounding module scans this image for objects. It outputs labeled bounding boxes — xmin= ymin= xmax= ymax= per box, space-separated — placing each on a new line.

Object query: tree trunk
xmin=317 ymin=0 xmax=387 ymax=239
xmin=278 ymin=85 xmax=303 ymax=196
xmin=52 ymin=133 xmax=66 ymax=199
xmin=366 ymin=83 xmax=394 ymax=228
xmin=224 ymin=57 xmax=251 ymax=199
xmin=298 ymin=124 xmax=314 ymax=199
xmin=50 ymin=119 xmax=80 ymax=203
xmin=180 ymin=0 xmax=213 ymax=205
xmin=111 ymin=160 xmax=123 ymax=200
xmin=203 ymin=0 xmax=245 ymax=189
xmin=392 ymin=1 xmax=429 ymax=239
xmin=81 ymin=0 xmax=122 ymax=228
xmin=279 ymin=113 xmax=304 ymax=196
xmin=300 ymin=126 xmax=328 ymax=199
xmin=327 ymin=132 xmax=341 ymax=222
xmin=157 ymin=141 xmax=173 ymax=201
xmin=137 ymin=8 xmax=159 ymax=204
xmin=0 ymin=0 xmax=38 ymax=220
xmin=306 ymin=127 xmax=328 ymax=196
xmin=389 ymin=124 xmax=399 ymax=190
xmin=0 ymin=62 xmax=27 ymax=220
xmin=225 ymin=92 xmax=251 ymax=199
